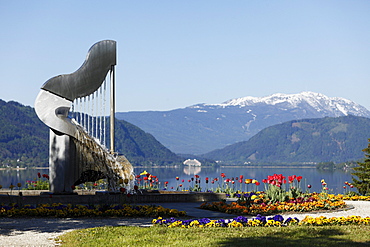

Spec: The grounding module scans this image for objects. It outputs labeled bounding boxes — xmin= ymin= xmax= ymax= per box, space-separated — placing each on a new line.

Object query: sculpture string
xmin=35 ymin=40 xmax=134 ymax=193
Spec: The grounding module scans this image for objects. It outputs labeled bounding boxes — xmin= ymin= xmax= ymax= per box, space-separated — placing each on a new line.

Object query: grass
xmin=58 ymin=225 xmax=370 ymax=247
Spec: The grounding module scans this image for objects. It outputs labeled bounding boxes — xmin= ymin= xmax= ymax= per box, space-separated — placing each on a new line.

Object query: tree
xmin=352 ymin=139 xmax=370 ymax=195
xmin=316 ymin=161 xmax=335 ymax=170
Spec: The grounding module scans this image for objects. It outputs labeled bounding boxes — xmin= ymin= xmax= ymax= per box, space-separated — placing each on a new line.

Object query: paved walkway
xmin=0 ymin=201 xmax=369 ymax=247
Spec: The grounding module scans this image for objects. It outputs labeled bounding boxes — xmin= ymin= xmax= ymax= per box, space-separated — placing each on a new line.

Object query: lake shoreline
xmin=0 ymin=167 xmax=48 ymax=171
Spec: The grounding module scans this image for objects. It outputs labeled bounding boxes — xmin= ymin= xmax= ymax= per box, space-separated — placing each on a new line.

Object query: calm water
xmin=0 ymin=166 xmax=356 ymax=194
xmin=0 ymin=168 xmax=49 ymax=189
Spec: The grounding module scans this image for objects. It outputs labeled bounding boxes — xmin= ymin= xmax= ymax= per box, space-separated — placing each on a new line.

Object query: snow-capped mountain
xmin=215 ymin=92 xmax=368 ymax=117
xmin=116 ymin=92 xmax=370 ymax=155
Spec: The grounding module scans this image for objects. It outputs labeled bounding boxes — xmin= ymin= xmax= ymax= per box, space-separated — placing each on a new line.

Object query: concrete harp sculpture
xmin=35 ymin=40 xmax=134 ymax=193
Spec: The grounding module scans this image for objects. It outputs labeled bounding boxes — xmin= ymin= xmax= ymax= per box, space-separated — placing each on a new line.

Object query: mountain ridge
xmin=195 ymin=91 xmax=368 ymax=117
xmin=117 ymin=91 xmax=370 ymax=154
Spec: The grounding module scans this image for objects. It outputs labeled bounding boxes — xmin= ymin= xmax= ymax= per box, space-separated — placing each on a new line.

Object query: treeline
xmin=316 ymin=161 xmax=359 ymax=170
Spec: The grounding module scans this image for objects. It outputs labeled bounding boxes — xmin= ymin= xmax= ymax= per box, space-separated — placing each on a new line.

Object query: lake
xmin=0 ymin=166 xmax=357 ymax=195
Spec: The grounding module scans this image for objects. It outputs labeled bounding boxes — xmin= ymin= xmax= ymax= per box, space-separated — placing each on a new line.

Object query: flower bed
xmin=300 ymin=215 xmax=370 ymax=226
xmin=337 ymin=194 xmax=370 ymax=201
xmin=152 ymin=214 xmax=370 ymax=228
xmin=200 ymin=193 xmax=347 ymax=216
xmin=0 ymin=203 xmax=186 ymax=218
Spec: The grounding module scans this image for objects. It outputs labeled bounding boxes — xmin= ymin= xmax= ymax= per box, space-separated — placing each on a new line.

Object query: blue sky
xmin=0 ymin=1 xmax=369 ymax=112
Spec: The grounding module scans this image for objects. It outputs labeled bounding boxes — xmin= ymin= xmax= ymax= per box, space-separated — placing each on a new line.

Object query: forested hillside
xmin=202 ymin=115 xmax=370 ymax=164
xmin=0 ymin=100 xmax=48 ymax=167
xmin=0 ymin=99 xmax=185 ymax=168
xmin=113 ymin=119 xmax=184 ymax=166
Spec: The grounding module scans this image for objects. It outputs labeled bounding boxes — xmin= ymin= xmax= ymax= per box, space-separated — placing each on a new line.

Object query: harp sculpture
xmin=35 ymin=40 xmax=134 ymax=193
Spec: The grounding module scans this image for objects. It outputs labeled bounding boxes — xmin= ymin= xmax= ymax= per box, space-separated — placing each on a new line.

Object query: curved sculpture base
xmin=48 ymin=126 xmax=135 ymax=193
xmin=49 ymin=129 xmax=79 ymax=193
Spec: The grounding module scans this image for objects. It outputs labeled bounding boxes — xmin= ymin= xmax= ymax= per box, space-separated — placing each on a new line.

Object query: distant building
xmin=183 ymin=159 xmax=201 ymax=166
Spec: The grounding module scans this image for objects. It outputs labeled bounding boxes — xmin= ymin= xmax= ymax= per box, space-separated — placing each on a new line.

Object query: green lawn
xmin=58 ymin=225 xmax=370 ymax=247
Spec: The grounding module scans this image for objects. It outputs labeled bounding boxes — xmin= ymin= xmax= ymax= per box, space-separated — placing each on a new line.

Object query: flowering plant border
xmin=152 ymin=214 xmax=370 ymax=228
xmin=0 ymin=203 xmax=186 ymax=218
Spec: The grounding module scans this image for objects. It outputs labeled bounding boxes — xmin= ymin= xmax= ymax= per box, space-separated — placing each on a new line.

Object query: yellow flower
xmin=140 ymin=170 xmax=149 ymax=175
xmin=190 ymin=220 xmax=200 ymax=227
xmin=205 ymin=220 xmax=217 ymax=227
xmin=228 ymin=221 xmax=243 ymax=227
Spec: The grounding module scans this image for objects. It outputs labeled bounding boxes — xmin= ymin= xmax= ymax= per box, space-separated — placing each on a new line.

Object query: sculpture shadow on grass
xmin=218 ymin=227 xmax=370 ymax=247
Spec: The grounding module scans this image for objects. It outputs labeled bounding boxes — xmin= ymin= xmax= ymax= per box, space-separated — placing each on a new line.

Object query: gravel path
xmin=0 ymin=218 xmax=153 ymax=247
xmin=0 ymin=200 xmax=369 ymax=247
